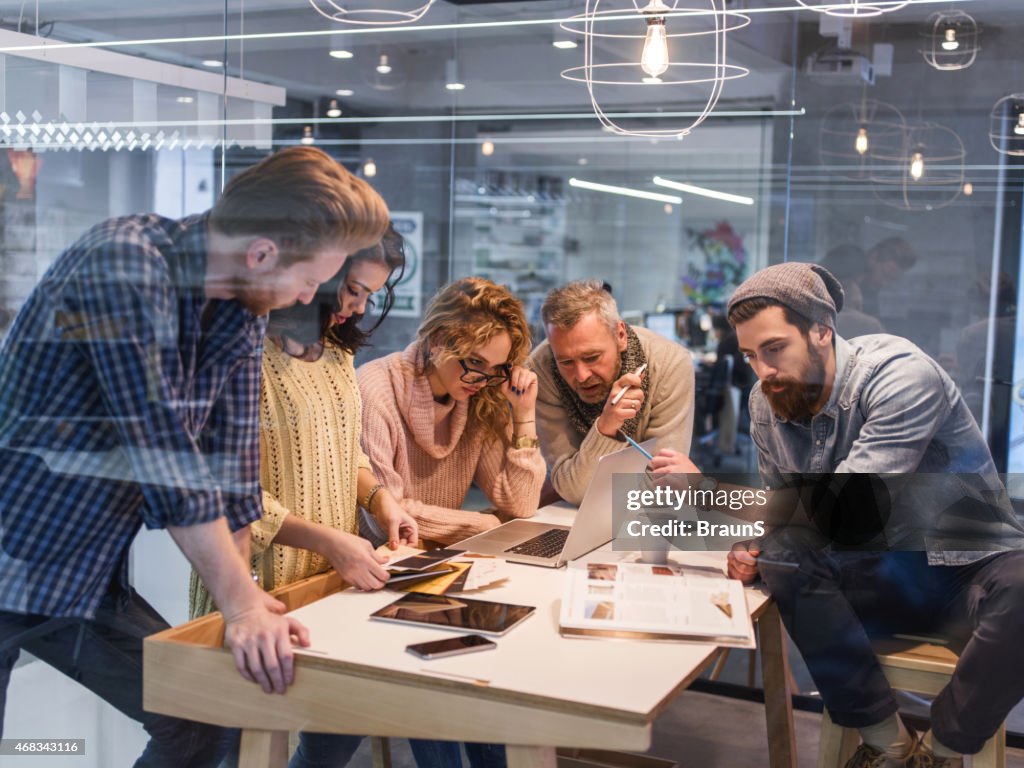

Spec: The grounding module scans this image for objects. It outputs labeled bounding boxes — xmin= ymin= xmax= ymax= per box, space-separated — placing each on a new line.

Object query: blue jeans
xmin=0 ymin=588 xmax=231 ymax=767
xmin=286 ymin=735 xmax=506 ymax=768
xmin=409 ymin=739 xmax=506 ymax=767
xmin=219 ymin=730 xmax=505 ymax=768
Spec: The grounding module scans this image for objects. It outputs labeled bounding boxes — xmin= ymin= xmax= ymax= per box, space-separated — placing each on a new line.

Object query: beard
xmin=762 ymin=341 xmax=827 ymax=422
xmin=232 ymin=274 xmax=288 ymax=317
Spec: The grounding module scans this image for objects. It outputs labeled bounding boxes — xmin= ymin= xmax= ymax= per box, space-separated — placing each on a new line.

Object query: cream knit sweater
xmin=357 ymin=342 xmax=545 ymax=545
xmin=189 ymin=341 xmax=372 ymax=618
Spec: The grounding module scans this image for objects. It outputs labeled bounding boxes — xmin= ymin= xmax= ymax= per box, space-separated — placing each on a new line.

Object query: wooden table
xmin=144 ymin=509 xmax=796 ymax=768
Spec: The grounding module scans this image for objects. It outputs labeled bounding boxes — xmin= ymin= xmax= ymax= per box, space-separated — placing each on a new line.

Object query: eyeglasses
xmin=458 ymin=359 xmax=512 ymax=386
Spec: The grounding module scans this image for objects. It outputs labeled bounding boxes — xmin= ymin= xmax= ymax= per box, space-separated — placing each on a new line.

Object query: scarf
xmin=549 ymin=324 xmax=649 ymax=440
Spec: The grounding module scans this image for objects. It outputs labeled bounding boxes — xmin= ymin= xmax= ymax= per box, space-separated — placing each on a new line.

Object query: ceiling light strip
xmin=0 ymin=108 xmax=804 ymax=135
xmin=0 ymin=1 xmax=964 ymax=54
xmin=569 ymin=178 xmax=682 ymax=203
xmin=652 ymin=176 xmax=754 ymax=204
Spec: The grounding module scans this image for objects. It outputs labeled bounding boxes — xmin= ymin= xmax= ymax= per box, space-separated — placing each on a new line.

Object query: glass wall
xmin=2 ymin=0 xmax=1023 ymax=757
xmin=4 ymin=2 xmax=1020 ymax=476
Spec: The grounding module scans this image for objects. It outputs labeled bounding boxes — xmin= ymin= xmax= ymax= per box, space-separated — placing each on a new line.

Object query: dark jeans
xmin=220 ymin=728 xmax=507 ymax=767
xmin=288 ymin=733 xmax=505 ymax=768
xmin=760 ymin=549 xmax=1024 ymax=755
xmin=0 ymin=588 xmax=231 ymax=767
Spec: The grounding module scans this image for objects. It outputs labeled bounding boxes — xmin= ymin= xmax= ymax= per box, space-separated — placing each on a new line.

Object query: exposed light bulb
xmin=363 ymin=158 xmax=377 ymax=178
xmin=329 ymin=50 xmax=353 ymax=60
xmin=1014 ymin=112 xmax=1024 ymax=137
xmin=855 ymin=127 xmax=869 ymax=155
xmin=663 ymin=203 xmax=673 ymax=214
xmin=909 ymin=151 xmax=924 ymax=181
xmin=326 ymin=99 xmax=342 ymax=118
xmin=335 ymin=89 xmax=354 ymax=97
xmin=641 ymin=18 xmax=669 ymax=78
xmin=376 ymin=54 xmax=392 ymax=75
xmin=445 ymin=82 xmax=466 ymax=91
xmin=300 ymin=126 xmax=315 ymax=146
xmin=553 ymin=40 xmax=578 ymax=50
xmin=481 ymin=140 xmax=494 ymax=156
xmin=941 ymin=27 xmax=960 ymax=51
xmin=963 ymin=182 xmax=973 ymax=196
xmin=202 ymin=59 xmax=224 ymax=68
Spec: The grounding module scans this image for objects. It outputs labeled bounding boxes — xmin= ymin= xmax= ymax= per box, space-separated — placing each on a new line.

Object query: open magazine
xmin=558 ymin=561 xmax=755 ymax=647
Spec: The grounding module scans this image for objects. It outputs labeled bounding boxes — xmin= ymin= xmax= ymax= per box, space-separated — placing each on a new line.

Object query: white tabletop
xmin=288 ymin=504 xmax=769 ymax=718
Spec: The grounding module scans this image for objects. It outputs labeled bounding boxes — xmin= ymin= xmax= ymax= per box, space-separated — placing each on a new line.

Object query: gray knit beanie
xmin=726 ymin=262 xmax=845 ymax=328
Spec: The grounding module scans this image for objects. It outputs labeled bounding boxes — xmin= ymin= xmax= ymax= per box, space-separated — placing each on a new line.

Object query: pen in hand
xmin=611 ymin=363 xmax=647 ymax=405
xmin=622 ymin=434 xmax=654 ymax=460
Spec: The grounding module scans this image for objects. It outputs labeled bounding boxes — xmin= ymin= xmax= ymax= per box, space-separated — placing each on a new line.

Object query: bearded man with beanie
xmin=700 ymin=262 xmax=1024 ymax=768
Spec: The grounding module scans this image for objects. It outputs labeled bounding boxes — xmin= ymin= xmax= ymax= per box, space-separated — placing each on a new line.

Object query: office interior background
xmin=1 ymin=0 xmax=1023 ymax=763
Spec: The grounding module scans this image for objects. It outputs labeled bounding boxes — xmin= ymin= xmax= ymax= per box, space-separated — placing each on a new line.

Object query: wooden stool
xmin=816 ymin=638 xmax=1007 ymax=768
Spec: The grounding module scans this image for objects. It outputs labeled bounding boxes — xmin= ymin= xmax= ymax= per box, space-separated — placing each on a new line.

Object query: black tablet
xmin=370 ymin=593 xmax=535 ymax=636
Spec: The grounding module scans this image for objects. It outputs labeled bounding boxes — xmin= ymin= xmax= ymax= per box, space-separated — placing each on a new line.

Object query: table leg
xmin=238 ymin=728 xmax=289 ymax=768
xmin=759 ymin=602 xmax=797 ymax=768
xmin=506 ymin=745 xmax=557 ymax=768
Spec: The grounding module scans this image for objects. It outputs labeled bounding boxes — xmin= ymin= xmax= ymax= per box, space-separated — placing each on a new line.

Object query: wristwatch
xmin=514 ymin=435 xmax=540 ymax=449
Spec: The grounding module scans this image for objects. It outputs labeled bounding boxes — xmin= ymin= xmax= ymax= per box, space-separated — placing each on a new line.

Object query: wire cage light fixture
xmin=794 ymin=1 xmax=909 ymax=18
xmin=820 ymin=98 xmax=905 ymax=181
xmin=871 ymin=122 xmax=965 ymax=211
xmin=309 ymin=0 xmax=435 ymax=25
xmin=560 ymin=0 xmax=750 ymax=138
xmin=920 ymin=10 xmax=979 ymax=71
xmin=989 ymin=94 xmax=1024 ymax=157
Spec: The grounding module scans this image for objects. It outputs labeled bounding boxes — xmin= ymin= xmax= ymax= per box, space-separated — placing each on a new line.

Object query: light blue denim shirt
xmin=749 ymin=334 xmax=1024 ymax=565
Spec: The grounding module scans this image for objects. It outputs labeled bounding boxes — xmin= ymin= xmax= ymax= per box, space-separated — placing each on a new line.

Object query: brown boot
xmin=904 ymin=738 xmax=964 ymax=768
xmin=842 ymin=743 xmax=906 ymax=768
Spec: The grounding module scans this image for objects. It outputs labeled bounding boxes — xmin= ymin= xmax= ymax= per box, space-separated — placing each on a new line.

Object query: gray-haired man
xmin=529 ymin=280 xmax=695 ymax=505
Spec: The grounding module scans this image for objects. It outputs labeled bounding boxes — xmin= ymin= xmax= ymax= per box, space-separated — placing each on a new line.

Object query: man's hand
xmin=727 ymin=540 xmax=760 ymax=584
xmin=222 ymin=590 xmax=310 ymax=695
xmin=596 ymin=370 xmax=645 ymax=437
xmin=649 ymin=449 xmax=701 ymax=476
xmin=326 ymin=530 xmax=391 ymax=590
xmin=374 ymin=491 xmax=419 ymax=549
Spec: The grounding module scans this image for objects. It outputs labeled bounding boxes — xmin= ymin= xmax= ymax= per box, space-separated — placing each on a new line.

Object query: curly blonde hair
xmin=416 ymin=277 xmax=531 ymax=446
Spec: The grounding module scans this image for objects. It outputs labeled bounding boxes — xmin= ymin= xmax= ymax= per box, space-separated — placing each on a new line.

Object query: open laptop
xmin=450 ymin=439 xmax=655 ymax=568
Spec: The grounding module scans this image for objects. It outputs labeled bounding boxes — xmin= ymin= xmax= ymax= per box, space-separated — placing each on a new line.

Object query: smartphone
xmin=406 ymin=634 xmax=497 ymax=660
xmin=386 ymin=548 xmax=462 ymax=572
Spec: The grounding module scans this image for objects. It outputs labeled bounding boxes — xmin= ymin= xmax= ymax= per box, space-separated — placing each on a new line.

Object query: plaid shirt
xmin=0 ymin=213 xmax=265 ymax=618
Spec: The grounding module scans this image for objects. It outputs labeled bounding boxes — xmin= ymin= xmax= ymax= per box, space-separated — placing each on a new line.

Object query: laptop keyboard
xmin=505 ymin=528 xmax=569 ymax=559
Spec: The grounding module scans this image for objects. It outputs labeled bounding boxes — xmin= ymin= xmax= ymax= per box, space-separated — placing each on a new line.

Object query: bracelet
xmin=363 ymin=483 xmax=384 ymax=513
xmin=514 ymin=419 xmax=535 ymax=424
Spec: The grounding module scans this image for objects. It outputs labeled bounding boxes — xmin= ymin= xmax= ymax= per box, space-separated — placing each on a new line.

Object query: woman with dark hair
xmin=189 ymin=225 xmax=426 ymax=768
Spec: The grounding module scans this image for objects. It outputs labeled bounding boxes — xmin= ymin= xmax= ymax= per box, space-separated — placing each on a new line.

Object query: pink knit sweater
xmin=357 ymin=342 xmax=545 ymax=544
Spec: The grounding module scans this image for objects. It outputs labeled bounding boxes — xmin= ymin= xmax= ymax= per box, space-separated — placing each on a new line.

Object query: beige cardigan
xmin=357 ymin=342 xmax=545 ymax=545
xmin=189 ymin=341 xmax=372 ymax=618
